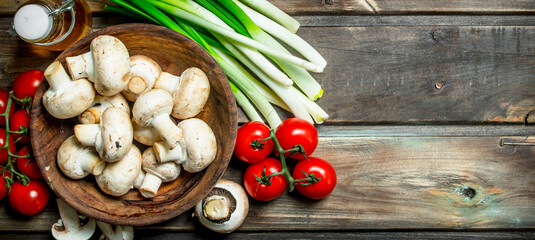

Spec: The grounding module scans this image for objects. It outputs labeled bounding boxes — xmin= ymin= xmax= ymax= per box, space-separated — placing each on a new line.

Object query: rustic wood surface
xmin=0 ymin=0 xmax=535 ymax=239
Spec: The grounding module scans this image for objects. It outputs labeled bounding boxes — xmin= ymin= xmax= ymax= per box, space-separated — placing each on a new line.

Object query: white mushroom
xmin=96 ymin=145 xmax=142 ymax=197
xmin=96 ymin=220 xmax=134 ymax=240
xmin=121 ymin=55 xmax=162 ymax=102
xmin=57 ymin=136 xmax=105 ymax=179
xmin=132 ymin=117 xmax=176 ymax=146
xmin=194 ymin=179 xmax=248 ymax=234
xmin=153 ymin=118 xmax=217 ymax=173
xmin=74 ymin=107 xmax=133 ymax=162
xmin=153 ymin=67 xmax=210 ymax=119
xmin=66 ymin=35 xmax=131 ymax=96
xmin=133 ymin=169 xmax=145 ymax=189
xmin=132 ymin=89 xmax=183 ymax=149
xmin=138 ymin=147 xmax=181 ymax=198
xmin=42 ymin=61 xmax=95 ymax=119
xmin=78 ymin=94 xmax=130 ymax=124
xmin=52 ymin=198 xmax=96 ymax=240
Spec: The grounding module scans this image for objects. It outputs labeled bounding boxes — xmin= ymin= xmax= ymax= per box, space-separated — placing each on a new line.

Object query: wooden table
xmin=1 ymin=0 xmax=535 ymax=239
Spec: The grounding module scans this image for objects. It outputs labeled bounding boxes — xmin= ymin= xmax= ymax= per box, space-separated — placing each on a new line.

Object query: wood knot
xmin=461 ymin=187 xmax=476 ymax=199
xmin=431 ymin=29 xmax=446 ymax=43
xmin=324 ymin=0 xmax=333 ymax=5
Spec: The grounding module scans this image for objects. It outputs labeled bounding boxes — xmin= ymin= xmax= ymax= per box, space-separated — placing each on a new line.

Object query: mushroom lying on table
xmin=153 ymin=67 xmax=210 ymax=119
xmin=121 ymin=55 xmax=162 ymax=102
xmin=74 ymin=107 xmax=133 ymax=163
xmin=132 ymin=89 xmax=183 ymax=149
xmin=96 ymin=145 xmax=142 ymax=197
xmin=138 ymin=147 xmax=181 ymax=198
xmin=78 ymin=94 xmax=129 ymax=124
xmin=66 ymin=35 xmax=131 ymax=96
xmin=154 ymin=118 xmax=217 ymax=173
xmin=194 ymin=179 xmax=248 ymax=234
xmin=42 ymin=61 xmax=95 ymax=119
xmin=96 ymin=220 xmax=134 ymax=240
xmin=57 ymin=135 xmax=105 ymax=180
xmin=52 ymin=198 xmax=96 ymax=240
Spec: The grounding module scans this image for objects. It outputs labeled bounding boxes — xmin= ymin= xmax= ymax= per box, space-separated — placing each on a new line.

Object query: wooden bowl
xmin=30 ymin=24 xmax=238 ymax=226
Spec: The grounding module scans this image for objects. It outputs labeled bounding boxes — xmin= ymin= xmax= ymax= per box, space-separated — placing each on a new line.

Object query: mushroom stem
xmin=45 ymin=61 xmax=74 ymax=91
xmin=203 ymin=196 xmax=230 ymax=221
xmin=152 ymin=114 xmax=183 ymax=149
xmin=139 ymin=172 xmax=163 ymax=198
xmin=154 ymin=72 xmax=180 ymax=94
xmin=153 ymin=141 xmax=186 ymax=164
xmin=80 ymin=150 xmax=106 ymax=176
xmin=57 ymin=198 xmax=81 ymax=231
xmin=74 ymin=124 xmax=101 ymax=147
xmin=96 ymin=221 xmax=134 ymax=240
xmin=66 ymin=51 xmax=94 ymax=81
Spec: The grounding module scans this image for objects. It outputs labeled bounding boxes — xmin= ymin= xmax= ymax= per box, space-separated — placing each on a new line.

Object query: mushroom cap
xmin=91 ymin=35 xmax=131 ymax=96
xmin=79 ymin=94 xmax=130 ymax=124
xmin=96 ymin=145 xmax=142 ymax=196
xmin=98 ymin=107 xmax=133 ymax=162
xmin=142 ymin=147 xmax=181 ymax=182
xmin=42 ymin=61 xmax=95 ymax=119
xmin=57 ymin=136 xmax=105 ymax=179
xmin=122 ymin=55 xmax=162 ymax=101
xmin=195 ymin=179 xmax=249 ymax=233
xmin=132 ymin=89 xmax=173 ymax=126
xmin=178 ymin=118 xmax=217 ymax=173
xmin=171 ymin=67 xmax=210 ymax=119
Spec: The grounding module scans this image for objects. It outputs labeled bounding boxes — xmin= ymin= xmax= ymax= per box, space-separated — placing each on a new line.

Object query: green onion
xmin=239 ymin=0 xmax=300 ymax=34
xmin=148 ymin=0 xmax=323 ymax=73
xmin=229 ymin=80 xmax=263 ymax=123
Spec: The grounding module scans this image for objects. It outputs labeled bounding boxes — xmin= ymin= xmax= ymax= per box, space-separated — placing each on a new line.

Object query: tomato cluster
xmin=0 ymin=70 xmax=49 ymax=216
xmin=234 ymin=118 xmax=336 ymax=201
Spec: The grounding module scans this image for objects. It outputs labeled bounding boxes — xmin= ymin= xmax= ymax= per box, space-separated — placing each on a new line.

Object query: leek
xmin=239 ymin=0 xmax=300 ymax=34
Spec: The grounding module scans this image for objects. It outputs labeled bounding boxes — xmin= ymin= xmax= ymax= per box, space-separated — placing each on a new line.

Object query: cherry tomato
xmin=275 ymin=118 xmax=318 ymax=159
xmin=10 ymin=109 xmax=30 ymax=144
xmin=8 ymin=181 xmax=49 ymax=215
xmin=16 ymin=146 xmax=42 ymax=180
xmin=0 ymin=89 xmax=15 ymax=126
xmin=12 ymin=70 xmax=44 ymax=100
xmin=243 ymin=157 xmax=288 ymax=201
xmin=0 ymin=129 xmax=16 ymax=165
xmin=234 ymin=121 xmax=274 ymax=164
xmin=292 ymin=157 xmax=337 ymax=199
xmin=0 ymin=171 xmax=11 ymax=200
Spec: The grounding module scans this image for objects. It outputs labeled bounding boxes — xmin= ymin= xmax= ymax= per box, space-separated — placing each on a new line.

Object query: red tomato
xmin=0 ymin=89 xmax=15 ymax=126
xmin=0 ymin=171 xmax=11 ymax=200
xmin=12 ymin=70 xmax=44 ymax=100
xmin=275 ymin=118 xmax=318 ymax=159
xmin=8 ymin=181 xmax=49 ymax=215
xmin=0 ymin=129 xmax=16 ymax=165
xmin=292 ymin=157 xmax=337 ymax=199
xmin=234 ymin=121 xmax=274 ymax=164
xmin=243 ymin=158 xmax=288 ymax=201
xmin=10 ymin=109 xmax=30 ymax=144
xmin=16 ymin=146 xmax=42 ymax=180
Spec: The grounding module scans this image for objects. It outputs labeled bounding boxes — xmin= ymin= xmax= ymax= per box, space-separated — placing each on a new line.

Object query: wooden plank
xmin=1 ymin=136 xmax=534 ymax=231
xmin=1 ymin=17 xmax=534 ymax=124
xmin=370 ymin=0 xmax=535 ymax=14
xmin=2 ymin=0 xmax=535 ymax=15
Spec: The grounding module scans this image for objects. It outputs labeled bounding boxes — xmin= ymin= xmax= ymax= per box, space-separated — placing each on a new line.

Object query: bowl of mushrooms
xmin=30 ymin=23 xmax=238 ymax=226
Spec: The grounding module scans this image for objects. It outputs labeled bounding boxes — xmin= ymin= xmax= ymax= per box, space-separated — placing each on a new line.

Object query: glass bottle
xmin=12 ymin=0 xmax=92 ymax=51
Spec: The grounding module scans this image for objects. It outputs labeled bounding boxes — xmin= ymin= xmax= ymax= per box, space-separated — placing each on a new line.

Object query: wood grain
xmin=29 ymin=24 xmax=237 ymax=226
xmin=1 ymin=17 xmax=535 ymax=124
xmin=2 ymin=0 xmax=535 ymax=15
xmin=2 ymin=135 xmax=535 ymax=231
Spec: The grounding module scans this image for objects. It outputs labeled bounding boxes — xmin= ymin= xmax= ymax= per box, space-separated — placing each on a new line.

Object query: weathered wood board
xmin=1 ymin=17 xmax=534 ymax=124
xmin=2 ymin=0 xmax=535 ymax=15
xmin=1 ymin=135 xmax=535 ymax=231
